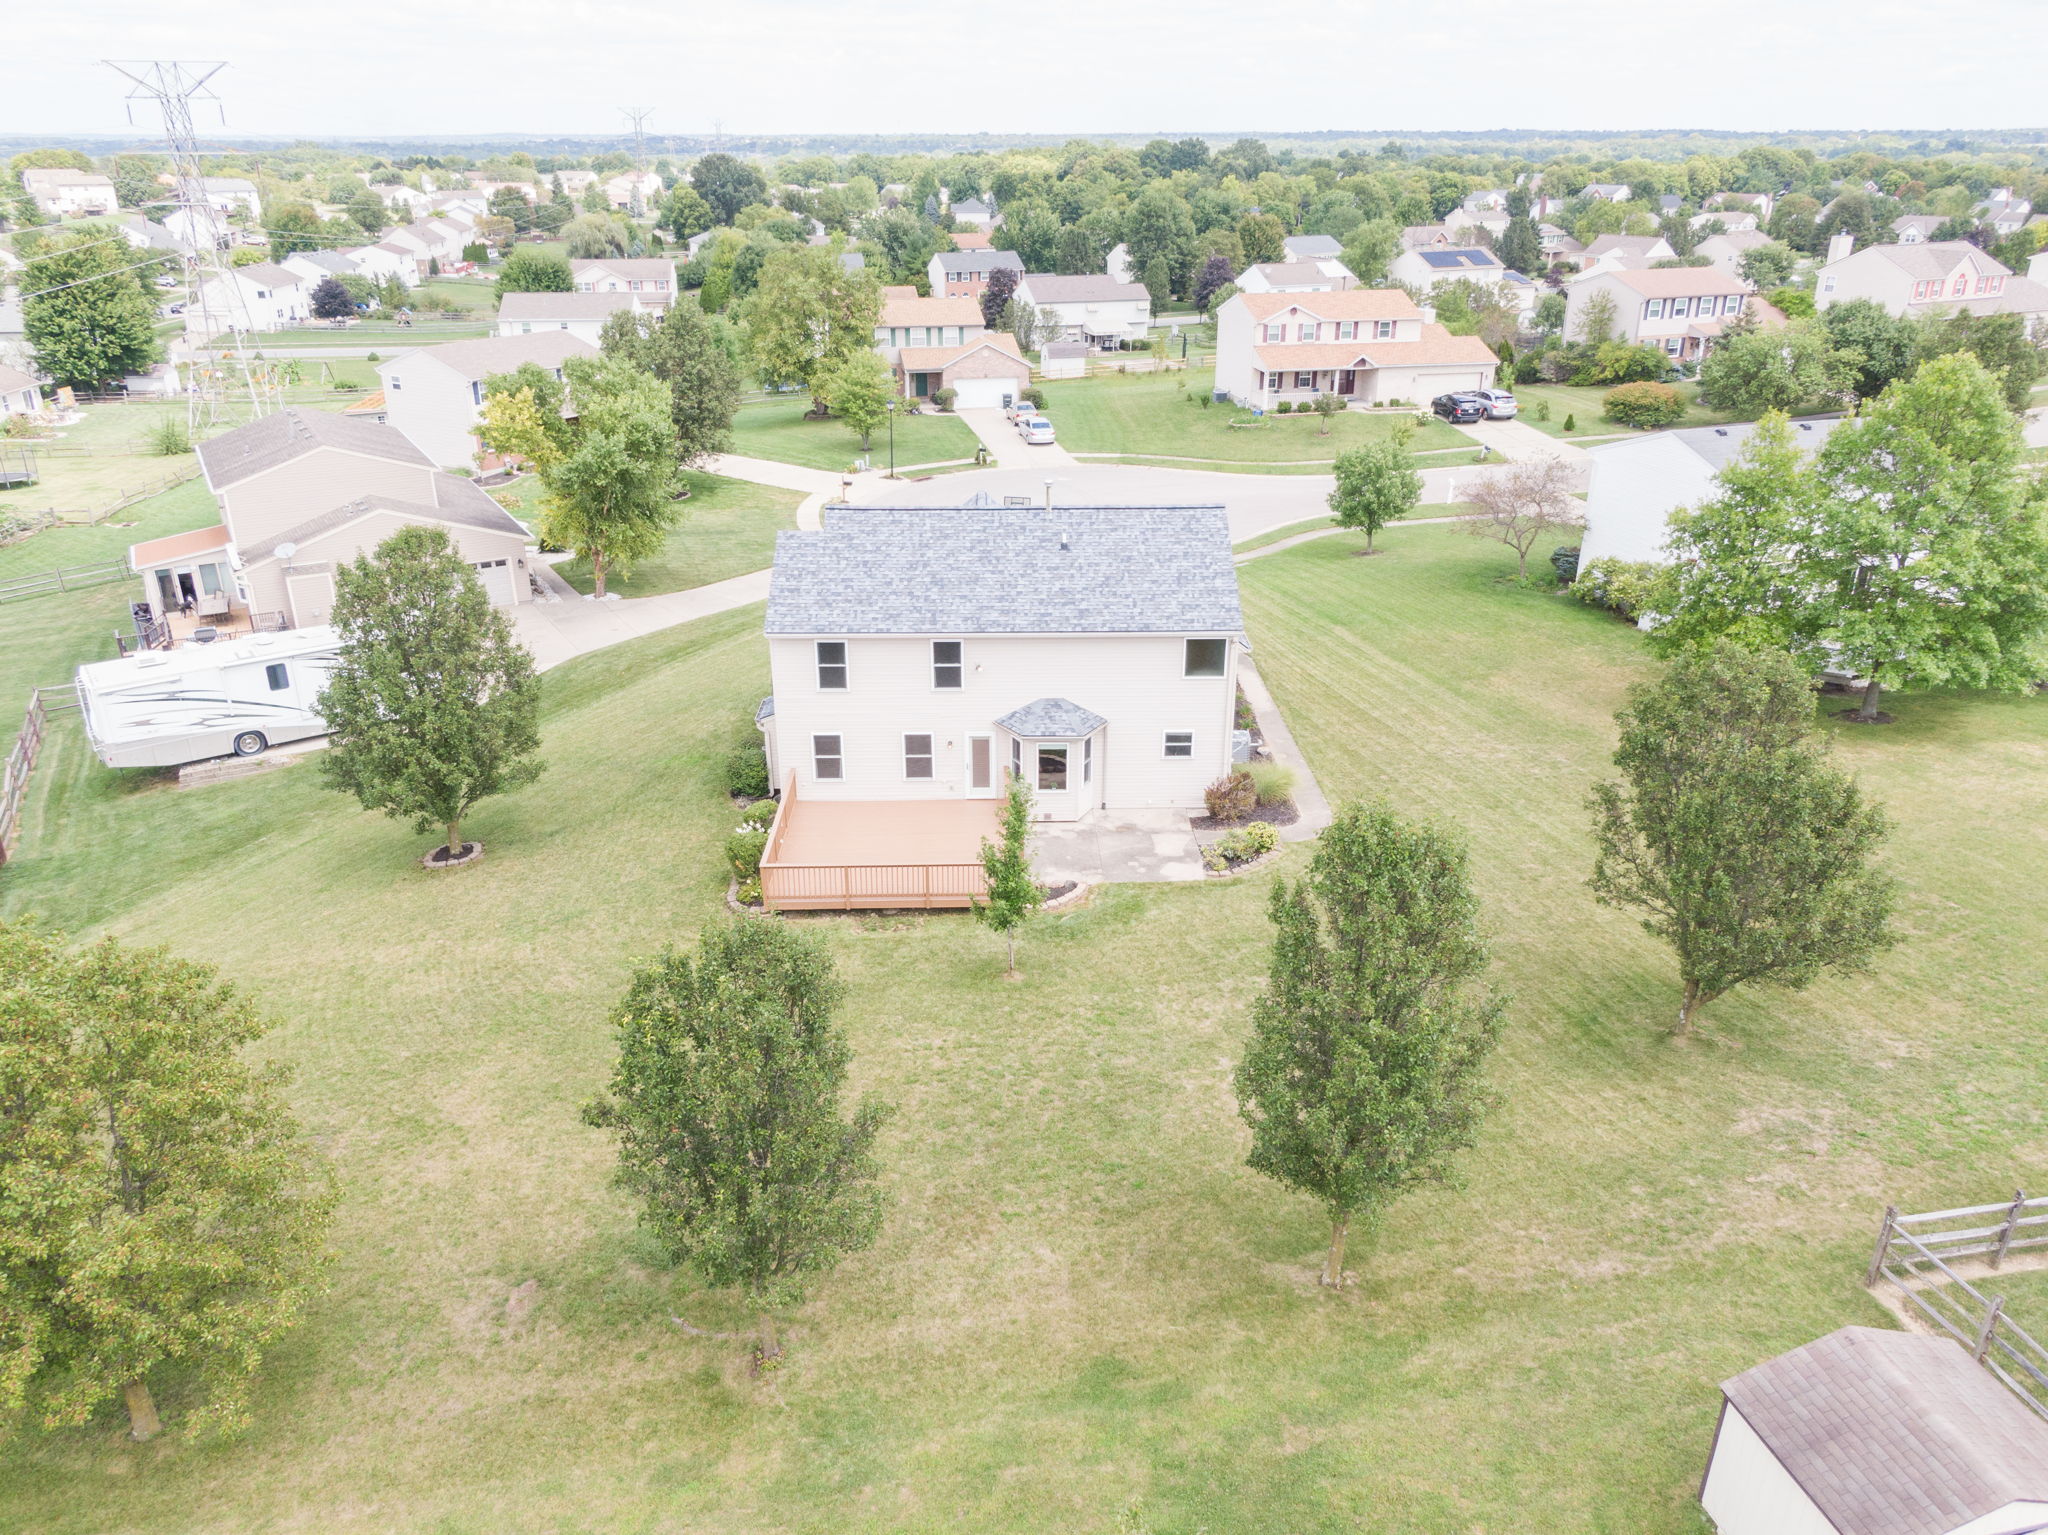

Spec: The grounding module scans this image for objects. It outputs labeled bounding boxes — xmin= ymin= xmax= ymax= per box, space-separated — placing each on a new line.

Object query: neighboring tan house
xmin=1387 ymin=246 xmax=1508 ymax=294
xmin=1975 ymin=192 xmax=2034 ymax=235
xmin=1213 ymin=288 xmax=1500 ymax=409
xmin=1540 ymin=224 xmax=1585 ymax=262
xmin=1235 ymin=259 xmax=1356 ymax=294
xmin=1581 ymin=182 xmax=1632 ymax=202
xmin=1581 ymin=416 xmax=1843 ymax=569
xmin=929 ymin=249 xmax=1023 ymax=299
xmin=896 ymin=332 xmax=1031 ymax=408
xmin=1400 ymin=224 xmax=1460 ymax=250
xmin=376 ymin=331 xmax=598 ymax=468
xmin=114 ymin=216 xmax=192 ymax=257
xmin=21 ymin=169 xmax=117 ymax=217
xmin=144 ymin=409 xmax=533 ymax=629
xmin=1575 ymin=233 xmax=1677 ymax=275
xmin=1706 ymin=191 xmax=1774 ymax=222
xmin=570 ymin=257 xmax=677 ymax=306
xmin=604 ymin=171 xmax=663 ymax=211
xmin=282 ymin=249 xmax=362 ymax=288
xmin=873 ymin=290 xmax=986 ymax=365
xmin=0 ymin=362 xmax=44 ymax=417
xmin=382 ymin=218 xmax=471 ymax=277
xmin=1700 ymin=1326 xmax=2048 ymax=1535
xmin=751 ymin=503 xmax=1244 ymax=908
xmin=193 ymin=263 xmax=309 ymax=335
xmin=1815 ymin=240 xmax=2048 ymax=323
xmin=1891 ymin=215 xmax=1944 ymax=244
xmin=495 ymin=290 xmax=650 ymax=343
xmin=1564 ymin=266 xmax=1756 ymax=361
xmin=1694 ymin=208 xmax=1760 ymax=233
xmin=1694 ymin=229 xmax=1773 ymax=285
xmin=1014 ymin=274 xmax=1152 ymax=347
xmin=1283 ymin=233 xmax=1344 ymax=262
xmin=345 ymin=242 xmax=422 ymax=289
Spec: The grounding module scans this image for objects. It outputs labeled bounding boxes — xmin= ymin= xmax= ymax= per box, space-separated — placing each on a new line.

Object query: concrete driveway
xmin=1457 ymin=416 xmax=1594 ymax=470
xmin=955 ymin=406 xmax=1077 ymax=467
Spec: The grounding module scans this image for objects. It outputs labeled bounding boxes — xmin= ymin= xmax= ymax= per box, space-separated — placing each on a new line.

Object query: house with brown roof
xmin=895 ymin=332 xmax=1031 ymax=410
xmin=1564 ymin=266 xmax=1758 ymax=361
xmin=1816 ymin=240 xmax=2048 ymax=323
xmin=950 ymin=231 xmax=993 ymax=251
xmin=1213 ymin=289 xmax=1499 ymax=409
xmin=873 ymin=292 xmax=987 ymax=365
xmin=131 ymin=410 xmax=535 ymax=631
xmin=1700 ymin=1326 xmax=2048 ymax=1535
xmin=375 ymin=331 xmax=598 ymax=468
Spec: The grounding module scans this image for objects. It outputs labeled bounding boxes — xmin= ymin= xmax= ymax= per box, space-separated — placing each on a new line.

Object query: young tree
xmin=816 ymin=349 xmax=892 ymax=449
xmin=1141 ymin=253 xmax=1174 ymax=312
xmin=974 ymin=773 xmax=1041 ymax=976
xmin=1572 ymin=287 xmax=1618 ymax=344
xmin=0 ymin=922 xmax=336 ymax=1442
xmin=22 ymin=231 xmax=162 ymax=389
xmin=583 ymin=920 xmax=889 ymax=1363
xmin=494 ymin=248 xmax=573 ymax=297
xmin=308 ymin=275 xmax=355 ymax=320
xmin=537 ymin=355 xmax=682 ymax=595
xmin=598 ymin=301 xmax=742 ymax=469
xmin=478 ymin=361 xmax=574 ymax=471
xmin=1589 ymin=643 xmax=1897 ymax=1036
xmin=1801 ymin=352 xmax=2048 ymax=720
xmin=319 ymin=526 xmax=545 ymax=859
xmin=1328 ymin=433 xmax=1423 ymax=551
xmin=1003 ymin=297 xmax=1054 ymax=354
xmin=980 ymin=265 xmax=1019 ymax=331
xmin=1234 ymin=801 xmax=1505 ymax=1288
xmin=1496 ymin=188 xmax=1542 ymax=275
xmin=1463 ymin=456 xmax=1585 ymax=579
xmin=1309 ymin=392 xmax=1345 ymax=435
xmin=1695 ymin=320 xmax=1850 ymax=416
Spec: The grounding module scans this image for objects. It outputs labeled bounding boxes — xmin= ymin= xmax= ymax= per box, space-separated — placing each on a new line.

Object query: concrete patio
xmin=1031 ymin=809 xmax=1207 ymax=888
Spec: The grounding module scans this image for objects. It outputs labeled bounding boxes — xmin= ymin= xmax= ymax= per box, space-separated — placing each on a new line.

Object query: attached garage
xmin=895 ymin=333 xmax=1032 ymax=410
xmin=950 ymin=376 xmax=1014 ymax=410
xmin=471 ymin=557 xmax=517 ymax=606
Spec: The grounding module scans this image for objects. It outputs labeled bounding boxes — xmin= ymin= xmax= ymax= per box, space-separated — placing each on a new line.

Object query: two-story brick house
xmin=927 ymin=249 xmax=1023 ymax=299
xmin=1563 ymin=267 xmax=1756 ymax=361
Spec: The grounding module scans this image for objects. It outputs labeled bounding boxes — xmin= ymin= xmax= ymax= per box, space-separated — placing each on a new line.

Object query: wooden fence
xmin=0 ymin=557 xmax=131 ymax=605
xmin=1867 ymin=1193 xmax=2048 ymax=1421
xmin=0 ymin=685 xmax=76 ymax=863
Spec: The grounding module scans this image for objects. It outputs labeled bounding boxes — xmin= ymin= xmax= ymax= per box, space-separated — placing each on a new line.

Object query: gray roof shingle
xmin=496 ymin=291 xmax=645 ymax=321
xmin=995 ymin=698 xmax=1108 ymax=737
xmin=1284 ymin=234 xmax=1343 ymax=259
xmin=1020 ymin=274 xmax=1150 ymax=303
xmin=196 ymin=409 xmax=435 ymax=490
xmin=765 ymin=506 xmax=1242 ymax=636
xmin=932 ymin=250 xmax=1022 ymax=276
xmin=401 ymin=331 xmax=597 ymax=381
xmin=1720 ymin=1326 xmax=2048 ymax=1535
xmin=240 ymin=475 xmax=528 ymax=562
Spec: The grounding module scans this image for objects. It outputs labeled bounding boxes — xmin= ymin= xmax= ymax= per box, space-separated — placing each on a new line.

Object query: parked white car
xmin=1017 ymin=415 xmax=1056 ymax=445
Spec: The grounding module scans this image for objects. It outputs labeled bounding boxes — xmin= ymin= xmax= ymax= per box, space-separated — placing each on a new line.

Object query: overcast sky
xmin=14 ymin=1 xmax=2048 ymax=141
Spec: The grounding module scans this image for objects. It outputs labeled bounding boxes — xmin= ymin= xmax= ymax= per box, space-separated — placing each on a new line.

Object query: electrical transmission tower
xmin=622 ymin=107 xmax=653 ymax=217
xmin=105 ymin=60 xmax=280 ymax=431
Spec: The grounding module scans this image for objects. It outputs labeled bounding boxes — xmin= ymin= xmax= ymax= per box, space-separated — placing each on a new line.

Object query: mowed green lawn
xmin=1510 ymin=381 xmax=1745 ymax=440
xmin=728 ymin=397 xmax=980 ymax=471
xmin=0 ymin=527 xmax=2044 ymax=1532
xmin=1039 ymin=369 xmax=1476 ymax=462
xmin=547 ymin=471 xmax=801 ymax=597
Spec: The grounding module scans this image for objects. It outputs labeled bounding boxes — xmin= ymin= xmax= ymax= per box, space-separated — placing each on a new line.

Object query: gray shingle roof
xmin=240 ymin=475 xmax=527 ymax=562
xmin=765 ymin=506 xmax=1242 ymax=636
xmin=496 ymin=291 xmax=645 ymax=320
xmin=401 ymin=331 xmax=597 ymax=381
xmin=995 ymin=698 xmax=1107 ymax=737
xmin=1284 ymin=234 xmax=1343 ymax=259
xmin=932 ymin=250 xmax=1022 ymax=275
xmin=1720 ymin=1326 xmax=2048 ymax=1535
xmin=1591 ymin=414 xmax=1844 ymax=473
xmin=197 ymin=409 xmax=435 ymax=490
xmin=1021 ymin=274 xmax=1151 ymax=303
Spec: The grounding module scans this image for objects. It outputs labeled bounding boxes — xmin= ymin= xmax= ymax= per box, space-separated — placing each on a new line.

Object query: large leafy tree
xmin=1801 ymin=352 xmax=2048 ymax=719
xmin=537 ymin=354 xmax=682 ymax=596
xmin=319 ymin=525 xmax=545 ymax=859
xmin=21 ymin=230 xmax=162 ymax=389
xmin=494 ymin=248 xmax=573 ymax=297
xmin=1818 ymin=298 xmax=1918 ymax=400
xmin=1328 ymin=433 xmax=1421 ymax=552
xmin=598 ymin=301 xmax=742 ymax=469
xmin=1589 ymin=642 xmax=1897 ymax=1036
xmin=564 ymin=213 xmax=627 ymax=260
xmin=1696 ymin=320 xmax=1850 ymax=416
xmin=980 ymin=265 xmax=1018 ymax=330
xmin=1123 ymin=184 xmax=1197 ymax=290
xmin=583 ymin=920 xmax=889 ymax=1362
xmin=743 ymin=243 xmax=881 ymax=394
xmin=1339 ymin=219 xmax=1400 ymax=285
xmin=1737 ymin=240 xmax=1798 ymax=291
xmin=690 ymin=153 xmax=769 ymax=225
xmin=478 ymin=361 xmax=574 ymax=471
xmin=308 ymin=275 xmax=355 ymax=320
xmin=0 ymin=922 xmax=335 ymax=1442
xmin=658 ymin=184 xmax=714 ymax=242
xmin=1911 ymin=309 xmax=2046 ymax=411
xmin=1234 ymin=802 xmax=1505 ymax=1288
xmin=1236 ymin=211 xmax=1285 ymax=265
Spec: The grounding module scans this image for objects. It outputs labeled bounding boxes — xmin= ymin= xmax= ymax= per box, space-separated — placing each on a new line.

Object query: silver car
xmin=1471 ymin=388 xmax=1519 ymax=420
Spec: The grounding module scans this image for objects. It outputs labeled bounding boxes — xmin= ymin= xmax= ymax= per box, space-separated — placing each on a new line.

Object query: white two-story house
xmin=1815 ymin=240 xmax=2048 ymax=323
xmin=377 ymin=332 xmax=596 ymax=468
xmin=1212 ymin=288 xmax=1500 ymax=409
xmin=569 ymin=257 xmax=677 ymax=307
xmin=1013 ymin=274 xmax=1152 ymax=346
xmin=1564 ymin=267 xmax=1756 ymax=361
xmin=21 ymin=169 xmax=118 ymax=218
xmin=753 ymin=505 xmax=1243 ymax=909
xmin=192 ymin=263 xmax=310 ymax=336
xmin=495 ymin=290 xmax=649 ymax=343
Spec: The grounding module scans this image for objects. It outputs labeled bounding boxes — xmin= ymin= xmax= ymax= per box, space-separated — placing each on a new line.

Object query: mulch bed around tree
xmin=421 ymin=841 xmax=484 ymax=869
xmin=1190 ymin=799 xmax=1301 ymax=833
xmin=1833 ymin=709 xmax=1895 ymax=725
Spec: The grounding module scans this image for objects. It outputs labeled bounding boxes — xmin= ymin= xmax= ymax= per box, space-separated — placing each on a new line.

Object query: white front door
xmin=965 ymin=734 xmax=996 ymax=797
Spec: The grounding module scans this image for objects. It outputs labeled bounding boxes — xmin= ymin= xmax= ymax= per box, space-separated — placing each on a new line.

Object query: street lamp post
xmin=886 ymin=399 xmax=897 ymax=479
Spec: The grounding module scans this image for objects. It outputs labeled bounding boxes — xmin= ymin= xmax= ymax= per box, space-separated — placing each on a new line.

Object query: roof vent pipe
xmin=1058 ymin=529 xmax=1070 ymax=552
xmin=1044 ymin=478 xmax=1055 ymax=511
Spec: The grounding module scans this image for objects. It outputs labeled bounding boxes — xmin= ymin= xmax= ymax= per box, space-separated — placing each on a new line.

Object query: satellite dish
xmin=275 ymin=542 xmax=297 ymax=560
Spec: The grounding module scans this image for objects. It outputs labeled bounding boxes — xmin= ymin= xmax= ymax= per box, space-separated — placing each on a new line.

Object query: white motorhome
xmin=78 ymin=628 xmax=339 ymax=768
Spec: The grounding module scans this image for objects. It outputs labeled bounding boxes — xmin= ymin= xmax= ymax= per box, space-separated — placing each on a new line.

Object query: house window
xmin=1338 ymin=320 xmax=1357 ymax=340
xmin=1083 ymin=735 xmax=1093 ymax=784
xmin=816 ymin=640 xmax=847 ymax=689
xmin=1645 ymin=299 xmax=1664 ymax=319
xmin=932 ymin=640 xmax=962 ymax=689
xmin=1163 ymin=731 xmax=1194 ymax=757
xmin=389 ymin=375 xmax=401 ymax=390
xmin=1298 ymin=323 xmax=1319 ymax=341
xmin=1294 ymin=371 xmax=1314 ymax=389
xmin=1912 ymin=280 xmax=1927 ymax=301
xmin=813 ymin=734 xmax=843 ymax=780
xmin=469 ymin=380 xmax=483 ymax=405
xmin=903 ymin=733 xmax=934 ymax=779
xmin=1010 ymin=736 xmax=1022 ymax=779
xmin=1374 ymin=320 xmax=1395 ymax=339
xmin=265 ymin=663 xmax=289 ymax=691
xmin=1262 ymin=324 xmax=1286 ymax=342
xmin=1184 ymin=638 xmax=1228 ymax=677
xmin=1036 ymin=746 xmax=1068 ymax=791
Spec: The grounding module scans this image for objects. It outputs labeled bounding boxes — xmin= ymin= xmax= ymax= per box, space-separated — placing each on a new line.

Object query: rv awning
xmin=129 ymin=522 xmax=230 ymax=571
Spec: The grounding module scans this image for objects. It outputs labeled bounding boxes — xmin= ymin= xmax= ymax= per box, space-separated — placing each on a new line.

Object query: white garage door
xmin=951 ymin=376 xmax=1014 ymax=410
xmin=472 ymin=558 xmax=517 ymax=606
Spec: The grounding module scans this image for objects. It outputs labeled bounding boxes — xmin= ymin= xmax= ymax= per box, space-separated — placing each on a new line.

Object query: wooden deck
xmin=760 ymin=778 xmax=998 ymax=911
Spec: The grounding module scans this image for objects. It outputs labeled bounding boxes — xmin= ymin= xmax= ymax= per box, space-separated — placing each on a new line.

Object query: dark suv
xmin=1432 ymin=393 xmax=1488 ymax=424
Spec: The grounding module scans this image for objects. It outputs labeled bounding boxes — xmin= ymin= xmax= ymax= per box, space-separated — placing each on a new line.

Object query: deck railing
xmin=758 ymin=772 xmax=991 ymax=912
